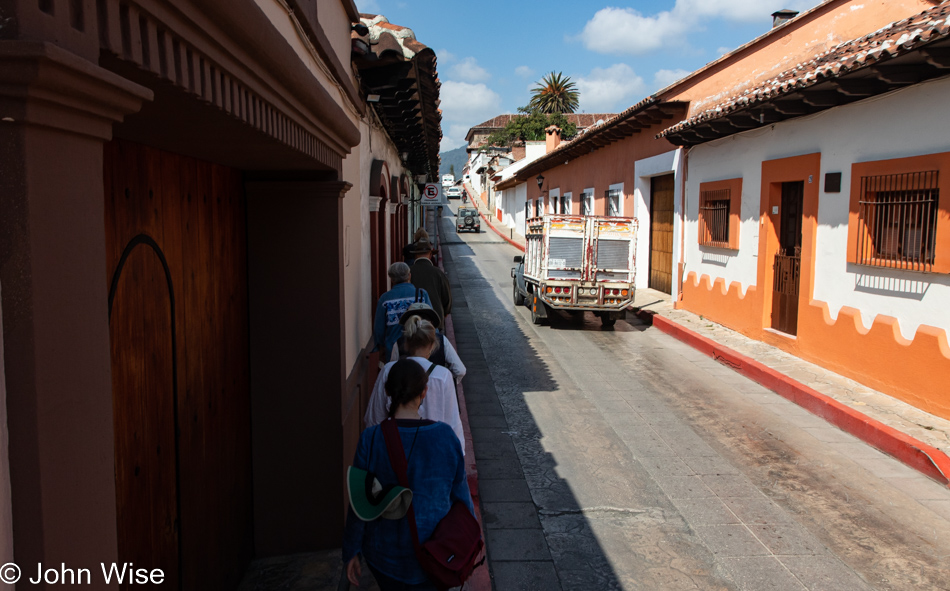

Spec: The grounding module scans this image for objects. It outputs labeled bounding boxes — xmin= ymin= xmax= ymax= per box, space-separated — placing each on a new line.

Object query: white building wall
xmin=684 ymin=74 xmax=950 ymax=340
xmin=515 ymin=183 xmax=528 ymax=236
xmin=342 ymin=115 xmax=407 ymax=370
xmin=632 ymin=150 xmax=683 ymax=298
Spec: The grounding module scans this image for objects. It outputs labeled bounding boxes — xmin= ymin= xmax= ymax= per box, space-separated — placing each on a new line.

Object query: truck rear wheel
xmin=600 ymin=315 xmax=617 ymax=328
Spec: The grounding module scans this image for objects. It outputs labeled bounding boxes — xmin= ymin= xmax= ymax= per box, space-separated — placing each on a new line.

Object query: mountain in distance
xmin=439 ymin=145 xmax=468 ymax=179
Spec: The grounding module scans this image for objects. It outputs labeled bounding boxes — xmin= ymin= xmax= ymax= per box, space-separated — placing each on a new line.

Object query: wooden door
xmin=771 ymin=181 xmax=804 ymax=335
xmin=105 ymin=140 xmax=252 ymax=590
xmin=649 ymin=174 xmax=675 ymax=294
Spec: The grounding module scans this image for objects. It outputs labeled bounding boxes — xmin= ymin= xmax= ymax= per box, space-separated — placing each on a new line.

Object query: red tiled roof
xmin=660 ymin=1 xmax=950 ymax=139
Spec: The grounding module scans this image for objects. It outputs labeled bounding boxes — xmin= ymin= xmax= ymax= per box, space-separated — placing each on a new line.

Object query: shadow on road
xmin=442 ymin=219 xmax=625 ymax=590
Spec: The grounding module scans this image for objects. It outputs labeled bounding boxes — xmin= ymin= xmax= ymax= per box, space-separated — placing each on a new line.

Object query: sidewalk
xmin=469 ymin=191 xmax=950 ymax=486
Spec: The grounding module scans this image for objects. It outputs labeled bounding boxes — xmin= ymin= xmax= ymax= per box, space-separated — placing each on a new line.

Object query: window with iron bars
xmin=581 ymin=191 xmax=593 ymax=216
xmin=699 ymin=188 xmax=731 ymax=247
xmin=535 ymin=198 xmax=543 ymax=217
xmin=606 ymin=189 xmax=622 ymax=216
xmin=559 ymin=193 xmax=571 ymax=215
xmin=856 ymin=170 xmax=938 ymax=271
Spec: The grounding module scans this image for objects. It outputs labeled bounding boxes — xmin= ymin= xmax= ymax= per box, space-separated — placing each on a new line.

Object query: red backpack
xmin=381 ymin=419 xmax=484 ymax=590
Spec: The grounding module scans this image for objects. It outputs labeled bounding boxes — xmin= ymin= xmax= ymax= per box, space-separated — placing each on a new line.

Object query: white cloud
xmin=356 ymin=0 xmax=381 ymax=14
xmin=652 ymin=68 xmax=691 ymax=91
xmin=451 ymin=57 xmax=491 ymax=83
xmin=579 ymin=7 xmax=680 ymax=55
xmin=439 ymin=81 xmax=503 ymax=151
xmin=579 ymin=0 xmax=822 ymax=55
xmin=515 ymin=65 xmax=534 ymax=78
xmin=575 ymin=64 xmax=647 ymax=113
xmin=436 ymin=48 xmax=456 ymax=64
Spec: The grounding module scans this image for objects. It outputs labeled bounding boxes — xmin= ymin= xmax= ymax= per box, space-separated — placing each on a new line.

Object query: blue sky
xmin=355 ymin=0 xmax=821 ymax=151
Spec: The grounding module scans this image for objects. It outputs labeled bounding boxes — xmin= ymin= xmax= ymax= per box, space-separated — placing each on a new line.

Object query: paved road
xmin=439 ymin=204 xmax=950 ymax=591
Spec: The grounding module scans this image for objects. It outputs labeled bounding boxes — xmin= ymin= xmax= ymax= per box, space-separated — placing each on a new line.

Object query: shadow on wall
xmin=441 ymin=239 xmax=626 ymax=590
xmin=848 ymin=263 xmax=950 ymax=300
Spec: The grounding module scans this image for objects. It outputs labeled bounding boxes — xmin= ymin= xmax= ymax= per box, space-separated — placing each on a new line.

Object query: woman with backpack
xmin=366 ymin=315 xmax=464 ymax=454
xmin=343 ymin=359 xmax=474 ymax=589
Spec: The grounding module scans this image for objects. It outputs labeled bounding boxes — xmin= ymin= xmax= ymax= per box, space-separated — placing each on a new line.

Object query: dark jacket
xmin=410 ymin=258 xmax=452 ymax=327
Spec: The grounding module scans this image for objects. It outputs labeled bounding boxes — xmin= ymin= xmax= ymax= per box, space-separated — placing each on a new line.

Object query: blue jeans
xmin=368 ymin=563 xmax=438 ymax=591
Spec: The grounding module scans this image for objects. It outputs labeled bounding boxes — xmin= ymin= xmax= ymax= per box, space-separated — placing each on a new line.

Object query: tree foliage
xmin=528 ymin=72 xmax=580 ymax=114
xmin=481 ymin=107 xmax=577 ymax=148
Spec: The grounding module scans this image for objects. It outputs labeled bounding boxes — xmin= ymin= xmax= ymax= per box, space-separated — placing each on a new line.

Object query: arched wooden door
xmin=104 ymin=139 xmax=252 ymax=590
xmin=109 ymin=237 xmax=180 ymax=588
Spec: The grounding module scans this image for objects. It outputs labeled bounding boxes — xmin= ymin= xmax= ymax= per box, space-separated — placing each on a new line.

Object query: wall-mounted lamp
xmin=352 ymin=23 xmax=369 ymax=36
xmin=400 ymin=152 xmax=409 ymax=162
xmin=536 ymin=174 xmax=544 ymax=190
xmin=367 ymin=94 xmax=381 ymax=103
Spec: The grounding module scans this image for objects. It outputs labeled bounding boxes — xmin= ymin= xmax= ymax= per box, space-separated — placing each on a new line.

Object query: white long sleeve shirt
xmin=389 ymin=336 xmax=467 ymax=382
xmin=364 ymin=357 xmax=465 ymax=455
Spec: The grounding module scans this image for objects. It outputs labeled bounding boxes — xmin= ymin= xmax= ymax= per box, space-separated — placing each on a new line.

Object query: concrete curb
xmin=636 ymin=309 xmax=950 ymax=488
xmin=463 ymin=186 xmax=525 ymax=252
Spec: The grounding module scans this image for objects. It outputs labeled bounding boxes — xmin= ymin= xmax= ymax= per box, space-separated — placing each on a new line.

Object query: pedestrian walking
xmin=391 ymin=302 xmax=466 ymax=383
xmin=343 ymin=359 xmax=473 ymax=590
xmin=409 ymin=238 xmax=452 ymax=328
xmin=403 ymin=227 xmax=429 ymax=264
xmin=374 ymin=262 xmax=432 ymax=363
xmin=365 ymin=316 xmax=464 ymax=454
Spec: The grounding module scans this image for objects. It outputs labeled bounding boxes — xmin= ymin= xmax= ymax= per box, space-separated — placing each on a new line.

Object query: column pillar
xmin=245 ymin=179 xmax=352 ymax=554
xmin=368 ymin=196 xmax=383 ymax=305
xmin=0 ymin=41 xmax=151 ymax=578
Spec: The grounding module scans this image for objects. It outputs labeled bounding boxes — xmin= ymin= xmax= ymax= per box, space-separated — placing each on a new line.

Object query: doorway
xmin=649 ymin=174 xmax=675 ymax=293
xmin=771 ymin=181 xmax=804 ymax=335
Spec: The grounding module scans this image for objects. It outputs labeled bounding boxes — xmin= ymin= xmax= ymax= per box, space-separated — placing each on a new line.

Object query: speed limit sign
xmin=423 ymin=183 xmax=442 ymax=201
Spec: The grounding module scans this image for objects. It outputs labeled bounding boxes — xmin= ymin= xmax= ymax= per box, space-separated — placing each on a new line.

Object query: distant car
xmin=456 ymin=207 xmax=480 ymax=233
xmin=446 ymin=187 xmax=462 ymax=199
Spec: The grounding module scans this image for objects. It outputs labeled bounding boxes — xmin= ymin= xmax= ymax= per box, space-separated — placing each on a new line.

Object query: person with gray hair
xmin=373 ymin=262 xmax=432 ymax=363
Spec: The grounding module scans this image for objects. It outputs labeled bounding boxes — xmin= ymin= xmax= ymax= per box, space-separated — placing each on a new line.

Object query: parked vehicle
xmin=456 ymin=207 xmax=481 ymax=233
xmin=446 ymin=186 xmax=462 ymax=199
xmin=511 ymin=214 xmax=637 ymax=327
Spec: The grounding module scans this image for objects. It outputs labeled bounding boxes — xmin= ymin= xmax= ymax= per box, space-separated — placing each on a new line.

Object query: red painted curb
xmin=636 ymin=309 xmax=950 ymax=487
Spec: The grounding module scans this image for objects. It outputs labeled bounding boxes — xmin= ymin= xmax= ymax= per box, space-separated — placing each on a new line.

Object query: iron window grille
xmin=856 ymin=171 xmax=938 ymax=271
xmin=581 ymin=191 xmax=593 ymax=216
xmin=535 ymin=198 xmax=543 ymax=217
xmin=699 ymin=188 xmax=731 ymax=247
xmin=606 ymin=189 xmax=622 ymax=216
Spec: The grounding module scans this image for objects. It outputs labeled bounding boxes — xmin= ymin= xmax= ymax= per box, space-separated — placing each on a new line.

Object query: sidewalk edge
xmin=635 ymin=309 xmax=950 ymax=487
xmin=438 ymin=249 xmax=493 ymax=591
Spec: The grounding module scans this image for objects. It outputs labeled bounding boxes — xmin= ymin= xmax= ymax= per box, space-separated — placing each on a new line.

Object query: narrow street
xmin=440 ymin=205 xmax=950 ymax=591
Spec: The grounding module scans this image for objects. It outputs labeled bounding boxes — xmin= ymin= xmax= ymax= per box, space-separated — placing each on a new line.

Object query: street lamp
xmin=536 ymin=174 xmax=544 ymax=190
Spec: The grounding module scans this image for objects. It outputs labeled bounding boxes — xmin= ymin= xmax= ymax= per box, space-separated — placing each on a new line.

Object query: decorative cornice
xmin=0 ymin=41 xmax=152 ymax=139
xmin=368 ymin=196 xmax=383 ymax=212
xmin=95 ymin=0 xmax=359 ymax=170
xmin=386 ymin=203 xmax=397 ymax=214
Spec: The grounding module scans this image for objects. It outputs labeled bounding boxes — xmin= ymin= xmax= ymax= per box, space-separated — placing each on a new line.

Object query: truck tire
xmin=600 ymin=315 xmax=617 ymax=328
xmin=513 ymin=282 xmax=525 ymax=306
xmin=531 ymin=295 xmax=544 ymax=325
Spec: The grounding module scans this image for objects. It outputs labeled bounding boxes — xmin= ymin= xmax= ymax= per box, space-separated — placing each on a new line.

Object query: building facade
xmin=0 ymin=1 xmax=439 ymax=588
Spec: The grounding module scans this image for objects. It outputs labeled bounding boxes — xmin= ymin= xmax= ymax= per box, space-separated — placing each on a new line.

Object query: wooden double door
xmin=104 ymin=139 xmax=253 ymax=590
xmin=649 ymin=174 xmax=675 ymax=294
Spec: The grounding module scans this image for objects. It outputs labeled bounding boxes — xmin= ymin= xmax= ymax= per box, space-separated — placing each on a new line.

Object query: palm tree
xmin=528 ymin=72 xmax=580 ymax=114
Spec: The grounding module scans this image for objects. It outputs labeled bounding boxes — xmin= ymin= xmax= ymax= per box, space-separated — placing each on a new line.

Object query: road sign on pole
xmin=423 ymin=183 xmax=444 ymax=203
